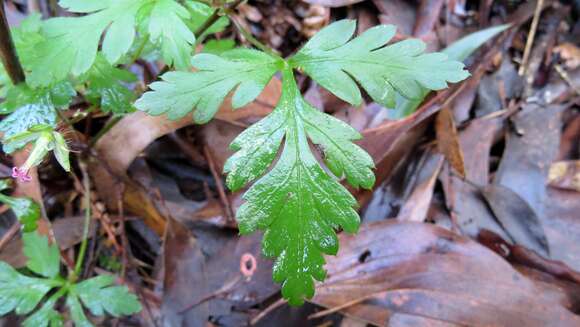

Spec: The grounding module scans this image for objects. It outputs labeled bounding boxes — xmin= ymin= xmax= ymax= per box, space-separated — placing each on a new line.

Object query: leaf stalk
xmin=0 ymin=0 xmax=25 ymax=84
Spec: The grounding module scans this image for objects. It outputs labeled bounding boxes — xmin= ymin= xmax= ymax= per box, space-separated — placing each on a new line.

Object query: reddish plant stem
xmin=0 ymin=0 xmax=25 ymax=84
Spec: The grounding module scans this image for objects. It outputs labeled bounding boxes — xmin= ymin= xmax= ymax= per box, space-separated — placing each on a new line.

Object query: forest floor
xmin=1 ymin=0 xmax=580 ymax=326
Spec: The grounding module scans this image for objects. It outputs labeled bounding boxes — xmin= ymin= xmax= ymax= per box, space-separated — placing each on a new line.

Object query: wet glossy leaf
xmin=289 ymin=20 xmax=469 ymax=107
xmin=136 ymin=49 xmax=281 ymax=123
xmin=225 ymin=69 xmax=374 ymax=305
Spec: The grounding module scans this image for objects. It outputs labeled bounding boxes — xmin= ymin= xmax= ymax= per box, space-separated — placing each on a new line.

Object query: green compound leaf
xmin=136 ymin=49 xmax=281 ymax=123
xmin=0 ymin=231 xmax=140 ymax=325
xmin=65 ymin=294 xmax=93 ymax=327
xmin=392 ymin=24 xmax=510 ymax=118
xmin=0 ymin=262 xmax=57 ymax=316
xmin=28 ymin=0 xmax=211 ymax=86
xmin=71 ymin=275 xmax=142 ymax=317
xmin=289 ymin=19 xmax=469 ymax=108
xmin=23 ymin=293 xmax=64 ymax=327
xmin=23 ymin=232 xmax=61 ymax=279
xmin=225 ymin=69 xmax=373 ymax=305
xmin=144 ymin=0 xmax=196 ymax=70
xmin=27 ymin=0 xmax=143 ymax=86
xmin=82 ymin=55 xmax=137 ymax=114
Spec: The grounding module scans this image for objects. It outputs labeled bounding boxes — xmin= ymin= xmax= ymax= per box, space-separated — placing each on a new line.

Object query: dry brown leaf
xmin=312 ymin=221 xmax=580 ymax=326
xmin=396 ymin=154 xmax=444 ymax=222
xmin=435 ymin=107 xmax=466 ymax=178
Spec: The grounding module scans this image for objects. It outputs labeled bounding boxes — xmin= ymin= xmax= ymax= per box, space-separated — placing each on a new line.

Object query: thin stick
xmin=0 ymin=0 xmax=25 ymax=84
xmin=0 ymin=221 xmax=18 ymax=251
xmin=250 ymin=298 xmax=287 ymax=325
xmin=308 ymin=294 xmax=378 ymax=319
xmin=518 ymin=0 xmax=545 ymax=75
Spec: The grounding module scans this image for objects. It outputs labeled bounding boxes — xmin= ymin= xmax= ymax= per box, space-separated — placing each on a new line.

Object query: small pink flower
xmin=12 ymin=167 xmax=32 ymax=183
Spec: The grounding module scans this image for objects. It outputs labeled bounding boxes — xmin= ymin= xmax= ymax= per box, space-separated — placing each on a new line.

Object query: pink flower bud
xmin=11 ymin=167 xmax=32 ymax=183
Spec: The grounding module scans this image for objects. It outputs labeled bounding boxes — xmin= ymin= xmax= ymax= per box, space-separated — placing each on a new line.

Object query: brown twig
xmin=0 ymin=0 xmax=25 ymax=84
xmin=0 ymin=221 xmax=19 ymax=251
xmin=250 ymin=298 xmax=287 ymax=325
xmin=518 ymin=0 xmax=545 ymax=75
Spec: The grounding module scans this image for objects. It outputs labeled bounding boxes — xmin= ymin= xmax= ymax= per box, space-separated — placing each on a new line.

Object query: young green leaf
xmin=225 ymin=69 xmax=373 ymax=305
xmin=27 ymin=0 xmax=143 ymax=86
xmin=27 ymin=0 xmax=218 ymax=86
xmin=66 ymin=294 xmax=93 ymax=327
xmin=23 ymin=232 xmax=61 ymax=278
xmin=0 ymin=194 xmax=41 ymax=232
xmin=289 ymin=20 xmax=469 ymax=107
xmin=0 ymin=262 xmax=57 ymax=316
xmin=0 ymin=231 xmax=141 ymax=325
xmin=136 ymin=49 xmax=282 ymax=123
xmin=82 ymin=55 xmax=137 ymax=114
xmin=145 ymin=0 xmax=197 ymax=70
xmin=23 ymin=292 xmax=64 ymax=327
xmin=71 ymin=275 xmax=142 ymax=317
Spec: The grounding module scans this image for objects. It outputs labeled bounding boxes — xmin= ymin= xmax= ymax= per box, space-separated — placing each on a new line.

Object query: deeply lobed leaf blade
xmin=289 ymin=20 xmax=469 ymax=107
xmin=0 ymin=262 xmax=56 ymax=316
xmin=72 ymin=275 xmax=142 ymax=317
xmin=135 ymin=49 xmax=281 ymax=123
xmin=226 ymin=69 xmax=371 ymax=305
